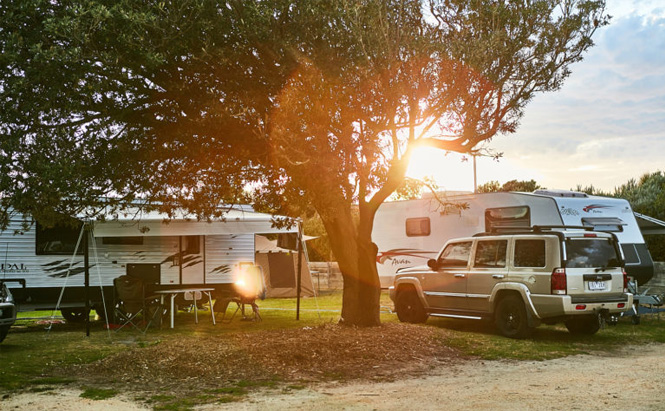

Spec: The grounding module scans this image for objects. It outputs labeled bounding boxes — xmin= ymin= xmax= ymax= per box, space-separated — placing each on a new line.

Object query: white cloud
xmin=486 ymin=2 xmax=665 ymax=192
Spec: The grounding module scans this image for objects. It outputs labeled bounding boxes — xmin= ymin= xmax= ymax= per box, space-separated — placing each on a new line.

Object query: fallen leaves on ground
xmin=69 ymin=322 xmax=464 ymax=394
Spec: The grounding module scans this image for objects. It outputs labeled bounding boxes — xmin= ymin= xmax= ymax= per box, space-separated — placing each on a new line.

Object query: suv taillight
xmin=623 ymin=269 xmax=628 ymax=293
xmin=551 ymin=268 xmax=567 ymax=295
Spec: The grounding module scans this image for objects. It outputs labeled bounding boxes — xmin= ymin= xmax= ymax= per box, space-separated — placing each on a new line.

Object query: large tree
xmin=0 ymin=0 xmax=608 ymax=325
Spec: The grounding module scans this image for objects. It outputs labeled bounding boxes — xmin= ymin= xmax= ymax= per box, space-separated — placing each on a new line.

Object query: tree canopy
xmin=0 ymin=0 xmax=609 ymax=325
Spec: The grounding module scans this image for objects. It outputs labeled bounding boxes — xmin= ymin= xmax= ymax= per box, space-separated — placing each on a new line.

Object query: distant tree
xmin=302 ymin=213 xmax=334 ymax=263
xmin=574 ymin=184 xmax=610 ymax=196
xmin=0 ymin=0 xmax=609 ymax=326
xmin=477 ymin=179 xmax=541 ymax=193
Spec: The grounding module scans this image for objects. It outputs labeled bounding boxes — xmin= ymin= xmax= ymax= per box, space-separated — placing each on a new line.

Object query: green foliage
xmin=477 ymin=179 xmax=541 ymax=193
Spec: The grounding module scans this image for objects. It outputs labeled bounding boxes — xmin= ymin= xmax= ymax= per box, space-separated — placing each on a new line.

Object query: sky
xmin=407 ymin=0 xmax=665 ymax=193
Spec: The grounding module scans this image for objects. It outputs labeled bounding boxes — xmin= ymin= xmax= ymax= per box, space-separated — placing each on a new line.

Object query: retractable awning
xmin=92 ymin=208 xmax=298 ymax=237
xmin=635 ymin=212 xmax=665 ymax=235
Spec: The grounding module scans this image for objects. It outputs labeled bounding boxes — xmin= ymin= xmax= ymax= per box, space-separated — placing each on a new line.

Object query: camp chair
xmin=113 ymin=275 xmax=161 ymax=332
xmin=216 ymin=265 xmax=266 ymax=323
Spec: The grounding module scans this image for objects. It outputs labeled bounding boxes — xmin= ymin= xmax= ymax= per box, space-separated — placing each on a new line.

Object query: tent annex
xmin=254 ymin=235 xmax=315 ymax=298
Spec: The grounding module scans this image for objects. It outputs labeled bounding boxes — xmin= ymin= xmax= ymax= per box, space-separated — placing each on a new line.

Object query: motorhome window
xmin=620 ymin=244 xmax=640 ymax=264
xmin=581 ymin=217 xmax=624 ymax=233
xmin=438 ymin=242 xmax=472 ymax=267
xmin=102 ymin=237 xmax=144 ymax=245
xmin=485 ymin=206 xmax=530 ymax=232
xmin=565 ymin=239 xmax=620 ymax=268
xmin=406 ymin=217 xmax=431 ymax=237
xmin=35 ymin=221 xmax=84 ymax=255
xmin=514 ymin=240 xmax=546 ymax=267
xmin=474 ymin=240 xmax=507 ymax=268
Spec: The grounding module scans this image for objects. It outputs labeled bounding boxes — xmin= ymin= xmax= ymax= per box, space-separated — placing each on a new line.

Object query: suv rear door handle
xmin=454 ymin=273 xmax=466 ymax=278
xmin=492 ymin=274 xmax=505 ymax=279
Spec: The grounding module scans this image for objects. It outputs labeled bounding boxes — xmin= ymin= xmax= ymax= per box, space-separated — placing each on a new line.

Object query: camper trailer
xmin=373 ymin=190 xmax=654 ymax=288
xmin=0 ymin=207 xmax=303 ymax=319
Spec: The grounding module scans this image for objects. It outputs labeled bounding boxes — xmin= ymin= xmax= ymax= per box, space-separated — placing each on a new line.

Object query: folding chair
xmin=113 ymin=275 xmax=161 ymax=332
xmin=216 ymin=265 xmax=266 ymax=323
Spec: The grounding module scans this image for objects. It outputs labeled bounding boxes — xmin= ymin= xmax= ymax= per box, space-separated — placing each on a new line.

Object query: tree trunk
xmin=340 ymin=236 xmax=381 ymax=326
xmin=319 ymin=205 xmax=382 ymax=327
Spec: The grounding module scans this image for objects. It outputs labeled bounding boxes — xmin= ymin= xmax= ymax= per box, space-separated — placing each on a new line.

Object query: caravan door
xmin=180 ymin=235 xmax=204 ymax=284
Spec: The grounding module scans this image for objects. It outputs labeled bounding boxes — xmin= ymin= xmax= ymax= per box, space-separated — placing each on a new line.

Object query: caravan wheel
xmin=61 ymin=308 xmax=90 ymax=323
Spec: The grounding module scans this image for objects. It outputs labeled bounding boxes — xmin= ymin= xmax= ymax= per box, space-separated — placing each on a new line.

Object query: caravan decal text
xmin=583 ymin=204 xmax=611 ymax=213
xmin=1 ymin=263 xmax=29 ymax=273
xmin=377 ymin=249 xmax=437 ymax=265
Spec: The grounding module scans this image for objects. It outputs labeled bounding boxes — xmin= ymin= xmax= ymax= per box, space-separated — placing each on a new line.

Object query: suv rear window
xmin=514 ymin=239 xmax=546 ymax=268
xmin=565 ymin=238 xmax=620 ymax=268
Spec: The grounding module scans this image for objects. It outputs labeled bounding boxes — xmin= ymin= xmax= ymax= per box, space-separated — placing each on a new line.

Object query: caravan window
xmin=183 ymin=236 xmax=200 ymax=254
xmin=406 ymin=217 xmax=430 ymax=237
xmin=620 ymin=244 xmax=640 ymax=264
xmin=485 ymin=206 xmax=530 ymax=232
xmin=581 ymin=217 xmax=624 ymax=233
xmin=36 ymin=221 xmax=84 ymax=255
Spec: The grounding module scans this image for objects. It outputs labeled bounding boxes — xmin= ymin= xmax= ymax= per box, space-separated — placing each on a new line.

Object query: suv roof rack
xmin=473 ymin=225 xmax=595 ymax=237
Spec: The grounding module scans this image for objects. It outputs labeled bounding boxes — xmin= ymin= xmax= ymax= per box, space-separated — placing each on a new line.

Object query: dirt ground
xmin=3 ymin=323 xmax=665 ymax=410
xmin=232 ymin=343 xmax=665 ymax=411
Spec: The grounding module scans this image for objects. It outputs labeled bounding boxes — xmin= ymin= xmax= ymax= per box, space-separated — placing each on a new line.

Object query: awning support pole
xmin=84 ymin=223 xmax=90 ymax=337
xmin=296 ymin=222 xmax=303 ymax=320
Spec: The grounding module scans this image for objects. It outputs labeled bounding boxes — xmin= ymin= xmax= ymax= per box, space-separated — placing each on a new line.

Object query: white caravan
xmin=372 ymin=190 xmax=654 ymax=288
xmin=0 ymin=207 xmax=299 ymax=317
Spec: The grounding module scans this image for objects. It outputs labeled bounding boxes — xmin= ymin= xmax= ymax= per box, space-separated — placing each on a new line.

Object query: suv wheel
xmin=565 ymin=315 xmax=601 ymax=335
xmin=495 ymin=295 xmax=533 ymax=339
xmin=0 ymin=325 xmax=9 ymax=343
xmin=395 ymin=288 xmax=428 ymax=324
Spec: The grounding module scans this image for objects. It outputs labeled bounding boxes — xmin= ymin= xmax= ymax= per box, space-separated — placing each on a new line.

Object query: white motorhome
xmin=372 ymin=190 xmax=654 ymax=288
xmin=0 ymin=207 xmax=299 ymax=319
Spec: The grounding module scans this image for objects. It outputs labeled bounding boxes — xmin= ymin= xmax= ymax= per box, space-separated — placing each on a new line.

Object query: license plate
xmin=588 ymin=281 xmax=607 ymax=291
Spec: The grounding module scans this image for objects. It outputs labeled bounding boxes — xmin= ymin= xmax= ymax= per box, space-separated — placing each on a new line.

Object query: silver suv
xmin=389 ymin=227 xmax=633 ymax=338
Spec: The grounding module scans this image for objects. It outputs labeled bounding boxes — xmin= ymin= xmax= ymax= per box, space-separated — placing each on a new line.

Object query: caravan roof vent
xmin=533 ymin=189 xmax=588 ymax=198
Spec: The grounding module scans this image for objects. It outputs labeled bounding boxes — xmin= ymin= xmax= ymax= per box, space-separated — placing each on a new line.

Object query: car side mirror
xmin=427 ymin=259 xmax=438 ymax=271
